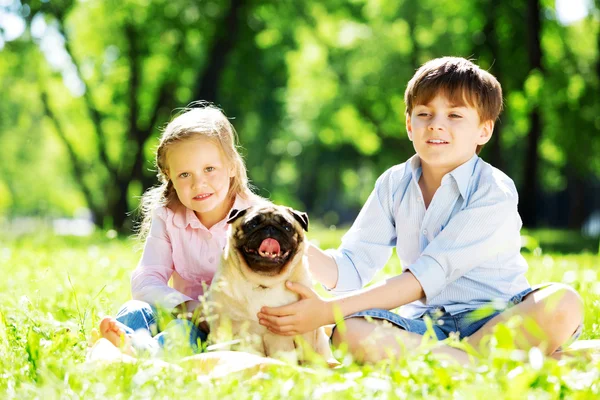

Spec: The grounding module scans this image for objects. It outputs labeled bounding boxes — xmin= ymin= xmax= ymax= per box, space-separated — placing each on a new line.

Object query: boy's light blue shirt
xmin=327 ymin=154 xmax=530 ymax=318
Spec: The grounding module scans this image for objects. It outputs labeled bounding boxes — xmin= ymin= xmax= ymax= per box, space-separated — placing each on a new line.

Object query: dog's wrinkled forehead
xmin=227 ymin=205 xmax=309 ymax=232
xmin=242 ymin=206 xmax=293 ymax=228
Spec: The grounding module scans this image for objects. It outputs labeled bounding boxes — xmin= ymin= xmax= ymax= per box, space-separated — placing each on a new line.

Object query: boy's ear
xmin=477 ymin=120 xmax=495 ymax=145
xmin=406 ymin=114 xmax=413 ymax=141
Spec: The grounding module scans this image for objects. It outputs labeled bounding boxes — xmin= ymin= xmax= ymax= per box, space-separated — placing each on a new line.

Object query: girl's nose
xmin=192 ymin=175 xmax=207 ymax=188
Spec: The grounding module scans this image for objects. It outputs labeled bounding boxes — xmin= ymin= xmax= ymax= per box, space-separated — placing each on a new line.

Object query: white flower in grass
xmin=562 ymin=270 xmax=577 ymax=284
xmin=528 ymin=347 xmax=544 ymax=370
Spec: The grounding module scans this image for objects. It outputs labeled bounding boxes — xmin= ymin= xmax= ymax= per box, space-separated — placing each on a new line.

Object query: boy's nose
xmin=427 ymin=116 xmax=446 ymax=131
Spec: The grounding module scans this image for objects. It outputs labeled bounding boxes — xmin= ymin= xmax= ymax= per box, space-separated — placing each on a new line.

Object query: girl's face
xmin=166 ymin=137 xmax=235 ymax=228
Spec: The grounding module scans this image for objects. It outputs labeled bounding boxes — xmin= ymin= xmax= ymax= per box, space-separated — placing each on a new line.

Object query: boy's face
xmin=406 ymin=94 xmax=493 ymax=173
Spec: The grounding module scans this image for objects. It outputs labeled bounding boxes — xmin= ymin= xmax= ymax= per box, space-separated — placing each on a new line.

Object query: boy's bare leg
xmin=466 ymin=284 xmax=583 ymax=356
xmin=98 ymin=317 xmax=136 ymax=356
xmin=332 ymin=318 xmax=472 ymax=365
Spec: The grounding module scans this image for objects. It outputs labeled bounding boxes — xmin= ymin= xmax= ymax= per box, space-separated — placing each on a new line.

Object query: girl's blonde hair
xmin=137 ymin=103 xmax=256 ymax=241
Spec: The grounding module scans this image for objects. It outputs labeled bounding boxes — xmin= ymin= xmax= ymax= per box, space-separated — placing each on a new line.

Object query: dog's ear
xmin=288 ymin=208 xmax=309 ymax=232
xmin=227 ymin=208 xmax=248 ymax=224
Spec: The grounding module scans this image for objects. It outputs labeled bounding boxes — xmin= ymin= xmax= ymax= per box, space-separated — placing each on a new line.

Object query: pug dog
xmin=207 ymin=204 xmax=334 ymax=364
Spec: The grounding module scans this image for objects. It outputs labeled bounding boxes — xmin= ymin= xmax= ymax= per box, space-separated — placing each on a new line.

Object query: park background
xmin=1 ymin=0 xmax=599 ymax=236
xmin=1 ymin=0 xmax=600 ymax=398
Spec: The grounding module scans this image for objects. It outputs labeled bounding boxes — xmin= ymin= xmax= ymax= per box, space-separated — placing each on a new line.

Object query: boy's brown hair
xmin=404 ymin=57 xmax=503 ymax=154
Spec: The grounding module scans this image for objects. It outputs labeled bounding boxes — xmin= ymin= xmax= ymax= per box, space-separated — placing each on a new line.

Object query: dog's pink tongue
xmin=259 ymin=238 xmax=281 ymax=255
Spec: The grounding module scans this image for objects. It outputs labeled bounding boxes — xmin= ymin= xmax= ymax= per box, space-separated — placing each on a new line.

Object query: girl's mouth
xmin=193 ymin=193 xmax=213 ymax=201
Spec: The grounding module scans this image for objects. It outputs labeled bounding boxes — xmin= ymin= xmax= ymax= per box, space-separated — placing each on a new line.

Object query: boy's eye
xmin=417 ymin=112 xmax=430 ymax=117
xmin=449 ymin=113 xmax=462 ymax=118
xmin=178 ymin=172 xmax=190 ymax=178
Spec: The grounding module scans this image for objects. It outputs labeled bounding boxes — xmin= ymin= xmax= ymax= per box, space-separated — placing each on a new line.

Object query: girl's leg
xmin=155 ymin=319 xmax=208 ymax=353
xmin=331 ymin=317 xmax=472 ymax=365
xmin=466 ymin=283 xmax=583 ymax=355
xmin=98 ymin=317 xmax=136 ymax=356
xmin=115 ymin=300 xmax=158 ymax=335
xmin=98 ymin=300 xmax=160 ymax=356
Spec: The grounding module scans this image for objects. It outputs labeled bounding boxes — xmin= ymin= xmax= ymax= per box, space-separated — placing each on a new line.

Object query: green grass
xmin=1 ymin=227 xmax=599 ymax=398
xmin=521 ymin=228 xmax=600 ymax=254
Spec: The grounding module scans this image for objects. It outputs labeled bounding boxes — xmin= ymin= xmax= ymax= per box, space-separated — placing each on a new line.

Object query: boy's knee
xmin=546 ymin=284 xmax=582 ymax=310
xmin=554 ymin=284 xmax=583 ymax=319
xmin=331 ymin=318 xmax=374 ymax=354
xmin=538 ymin=284 xmax=583 ymax=328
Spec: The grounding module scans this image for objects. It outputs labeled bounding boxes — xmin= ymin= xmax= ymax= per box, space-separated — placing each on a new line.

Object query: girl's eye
xmin=179 ymin=172 xmax=190 ymax=178
xmin=205 ymin=166 xmax=215 ymax=172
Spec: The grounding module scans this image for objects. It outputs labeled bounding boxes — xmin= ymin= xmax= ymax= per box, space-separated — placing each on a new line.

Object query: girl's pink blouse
xmin=130 ymin=196 xmax=259 ymax=310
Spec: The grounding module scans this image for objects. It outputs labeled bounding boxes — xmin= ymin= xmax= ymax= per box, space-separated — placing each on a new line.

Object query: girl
xmin=97 ymin=104 xmax=265 ymax=355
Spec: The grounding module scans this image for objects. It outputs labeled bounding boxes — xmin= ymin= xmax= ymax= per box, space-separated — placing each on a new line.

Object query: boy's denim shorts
xmin=333 ymin=284 xmax=583 ymax=348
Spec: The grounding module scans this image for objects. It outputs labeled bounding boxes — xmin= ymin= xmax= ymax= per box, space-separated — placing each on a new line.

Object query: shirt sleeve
xmin=130 ymin=208 xmax=194 ymax=310
xmin=407 ymin=179 xmax=521 ymax=301
xmin=326 ymin=169 xmax=398 ymax=293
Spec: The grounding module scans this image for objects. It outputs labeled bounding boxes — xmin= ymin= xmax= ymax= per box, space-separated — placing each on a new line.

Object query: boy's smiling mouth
xmin=426 ymin=139 xmax=449 ymax=145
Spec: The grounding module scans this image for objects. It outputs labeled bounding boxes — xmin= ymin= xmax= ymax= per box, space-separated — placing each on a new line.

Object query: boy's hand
xmin=257 ymin=281 xmax=333 ymax=336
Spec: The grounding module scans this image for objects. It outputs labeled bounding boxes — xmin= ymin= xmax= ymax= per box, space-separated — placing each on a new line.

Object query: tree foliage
xmin=1 ymin=0 xmax=599 ymax=230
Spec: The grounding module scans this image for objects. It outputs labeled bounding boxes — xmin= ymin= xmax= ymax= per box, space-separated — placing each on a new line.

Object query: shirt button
xmin=422 ymin=229 xmax=428 ymax=235
xmin=209 ymin=257 xmax=215 ymax=263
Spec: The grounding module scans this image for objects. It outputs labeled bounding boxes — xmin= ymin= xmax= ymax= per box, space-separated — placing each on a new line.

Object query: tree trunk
xmin=476 ymin=0 xmax=504 ymax=171
xmin=112 ymin=179 xmax=131 ymax=230
xmin=567 ymin=172 xmax=586 ymax=229
xmin=520 ymin=0 xmax=543 ymax=227
xmin=193 ymin=0 xmax=246 ymax=103
xmin=522 ymin=110 xmax=541 ymax=226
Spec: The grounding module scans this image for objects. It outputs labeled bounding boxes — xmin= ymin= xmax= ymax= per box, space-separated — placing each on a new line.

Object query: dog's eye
xmin=284 ymin=225 xmax=291 ymax=232
xmin=249 ymin=222 xmax=258 ymax=229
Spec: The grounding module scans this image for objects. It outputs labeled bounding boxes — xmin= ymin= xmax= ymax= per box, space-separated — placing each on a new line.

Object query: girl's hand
xmin=257 ymin=281 xmax=333 ymax=336
xmin=175 ymin=300 xmax=209 ymax=332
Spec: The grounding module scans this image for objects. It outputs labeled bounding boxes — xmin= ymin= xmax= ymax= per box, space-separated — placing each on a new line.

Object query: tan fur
xmin=207 ymin=206 xmax=334 ymax=364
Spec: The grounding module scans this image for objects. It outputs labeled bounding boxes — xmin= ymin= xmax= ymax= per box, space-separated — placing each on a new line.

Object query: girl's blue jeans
xmin=114 ymin=300 xmax=207 ymax=355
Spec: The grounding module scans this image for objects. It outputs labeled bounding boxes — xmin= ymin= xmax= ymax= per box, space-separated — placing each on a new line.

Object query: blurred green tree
xmin=1 ymin=0 xmax=598 ymax=232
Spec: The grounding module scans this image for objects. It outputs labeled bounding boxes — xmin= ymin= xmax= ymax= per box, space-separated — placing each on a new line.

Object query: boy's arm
xmin=306 ymin=244 xmax=338 ymax=289
xmin=258 ymin=272 xmax=424 ymax=335
xmin=330 ymin=271 xmax=424 ymax=318
xmin=311 ymin=168 xmax=399 ymax=292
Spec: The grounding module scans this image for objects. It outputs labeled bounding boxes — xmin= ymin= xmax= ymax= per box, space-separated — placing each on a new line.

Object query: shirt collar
xmin=212 ymin=195 xmax=253 ymax=230
xmin=408 ymin=153 xmax=479 ymax=199
xmin=447 ymin=154 xmax=479 ymax=199
xmin=172 ymin=204 xmax=202 ymax=230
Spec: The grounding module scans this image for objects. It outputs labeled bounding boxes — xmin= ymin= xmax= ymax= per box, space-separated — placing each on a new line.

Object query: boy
xmin=257 ymin=57 xmax=583 ymax=364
